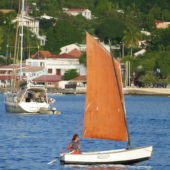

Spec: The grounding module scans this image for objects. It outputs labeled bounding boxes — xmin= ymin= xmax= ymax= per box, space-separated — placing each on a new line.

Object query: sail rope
xmin=111 ymin=57 xmax=131 ymax=147
xmin=59 ymin=108 xmax=84 ymax=154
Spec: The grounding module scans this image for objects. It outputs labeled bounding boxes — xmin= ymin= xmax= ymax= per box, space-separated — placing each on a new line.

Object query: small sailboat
xmin=60 ymin=33 xmax=153 ymax=164
xmin=4 ymin=0 xmax=55 ymax=114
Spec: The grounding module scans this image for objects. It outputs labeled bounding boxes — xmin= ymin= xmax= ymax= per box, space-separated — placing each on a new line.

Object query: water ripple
xmin=0 ymin=95 xmax=170 ymax=169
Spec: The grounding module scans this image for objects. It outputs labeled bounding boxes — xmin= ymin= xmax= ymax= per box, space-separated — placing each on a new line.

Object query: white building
xmin=141 ymin=30 xmax=151 ymax=36
xmin=0 ymin=64 xmax=45 ymax=87
xmin=21 ymin=66 xmax=47 ymax=80
xmin=134 ymin=49 xmax=146 ymax=57
xmin=60 ymin=43 xmax=86 ymax=54
xmin=63 ymin=8 xmax=92 ymax=20
xmin=155 ymin=20 xmax=170 ymax=29
xmin=26 ymin=49 xmax=86 ymax=76
xmin=59 ymin=42 xmax=118 ymax=55
xmin=0 ymin=64 xmax=21 ymax=87
xmin=13 ymin=14 xmax=46 ymax=46
xmin=40 ymin=14 xmax=54 ymax=20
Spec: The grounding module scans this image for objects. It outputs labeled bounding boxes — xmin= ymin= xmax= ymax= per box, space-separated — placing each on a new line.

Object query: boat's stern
xmin=19 ymin=102 xmax=49 ymax=113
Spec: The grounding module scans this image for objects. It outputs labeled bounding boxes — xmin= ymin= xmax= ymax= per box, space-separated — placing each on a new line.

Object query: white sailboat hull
xmin=4 ymin=83 xmax=54 ymax=113
xmin=5 ymin=101 xmax=49 ymax=113
xmin=60 ymin=146 xmax=153 ymax=165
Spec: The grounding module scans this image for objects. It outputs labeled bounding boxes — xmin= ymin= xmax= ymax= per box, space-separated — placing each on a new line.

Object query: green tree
xmin=39 ymin=18 xmax=56 ymax=31
xmin=122 ymin=56 xmax=143 ymax=75
xmin=123 ymin=26 xmax=141 ymax=56
xmin=139 ymin=71 xmax=157 ymax=87
xmin=79 ymin=52 xmax=86 ymax=66
xmin=64 ymin=69 xmax=79 ymax=80
xmin=155 ymin=51 xmax=170 ymax=77
xmin=151 ymin=28 xmax=170 ymax=51
xmin=95 ymin=0 xmax=113 ymax=14
xmin=95 ymin=16 xmax=126 ymax=42
xmin=162 ymin=9 xmax=170 ymax=21
xmin=45 ymin=19 xmax=82 ymax=53
xmin=149 ymin=5 xmax=162 ymax=20
xmin=0 ymin=27 xmax=4 ymax=50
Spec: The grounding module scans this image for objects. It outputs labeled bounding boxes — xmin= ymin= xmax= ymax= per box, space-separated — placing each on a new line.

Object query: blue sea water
xmin=0 ymin=94 xmax=170 ymax=170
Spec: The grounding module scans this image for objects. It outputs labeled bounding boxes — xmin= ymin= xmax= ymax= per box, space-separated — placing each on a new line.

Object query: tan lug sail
xmin=83 ymin=33 xmax=128 ymax=141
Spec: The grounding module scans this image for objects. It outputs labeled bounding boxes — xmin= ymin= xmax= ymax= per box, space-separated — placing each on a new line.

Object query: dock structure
xmin=47 ymin=87 xmax=170 ymax=96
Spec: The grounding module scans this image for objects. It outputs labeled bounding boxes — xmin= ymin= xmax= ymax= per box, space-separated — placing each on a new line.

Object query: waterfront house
xmin=0 ymin=64 xmax=46 ymax=87
xmin=0 ymin=75 xmax=14 ymax=88
xmin=69 ymin=75 xmax=86 ymax=91
xmin=26 ymin=49 xmax=86 ymax=76
xmin=0 ymin=64 xmax=24 ymax=87
xmin=63 ymin=8 xmax=92 ymax=20
xmin=62 ymin=75 xmax=86 ymax=92
xmin=21 ymin=65 xmax=46 ymax=80
xmin=33 ymin=75 xmax=63 ymax=88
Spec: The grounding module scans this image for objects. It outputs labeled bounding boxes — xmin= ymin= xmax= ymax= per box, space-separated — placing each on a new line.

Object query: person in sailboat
xmin=67 ymin=134 xmax=81 ymax=154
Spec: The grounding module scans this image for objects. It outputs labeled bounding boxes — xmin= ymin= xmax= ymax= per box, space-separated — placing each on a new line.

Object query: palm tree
xmin=123 ymin=26 xmax=141 ymax=56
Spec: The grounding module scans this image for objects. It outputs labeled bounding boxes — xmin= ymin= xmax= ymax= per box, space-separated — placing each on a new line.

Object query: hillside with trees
xmin=0 ymin=0 xmax=170 ymax=86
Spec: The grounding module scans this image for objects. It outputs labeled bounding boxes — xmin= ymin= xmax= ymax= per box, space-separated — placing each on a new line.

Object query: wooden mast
xmin=19 ymin=0 xmax=25 ymax=80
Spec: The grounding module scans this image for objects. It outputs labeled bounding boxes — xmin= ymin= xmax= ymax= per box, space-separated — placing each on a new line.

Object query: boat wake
xmin=62 ymin=164 xmax=152 ymax=170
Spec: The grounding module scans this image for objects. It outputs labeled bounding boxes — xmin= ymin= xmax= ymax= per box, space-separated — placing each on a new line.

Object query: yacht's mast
xmin=20 ymin=0 xmax=25 ymax=79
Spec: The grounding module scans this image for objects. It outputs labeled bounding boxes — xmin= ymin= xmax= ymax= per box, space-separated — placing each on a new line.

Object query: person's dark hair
xmin=72 ymin=134 xmax=79 ymax=141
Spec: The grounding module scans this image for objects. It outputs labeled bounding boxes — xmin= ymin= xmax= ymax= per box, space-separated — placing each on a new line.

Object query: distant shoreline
xmin=123 ymin=87 xmax=170 ymax=96
xmin=49 ymin=87 xmax=170 ymax=96
xmin=2 ymin=87 xmax=170 ymax=96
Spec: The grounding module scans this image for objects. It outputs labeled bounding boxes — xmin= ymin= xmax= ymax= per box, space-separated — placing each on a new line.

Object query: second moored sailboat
xmin=4 ymin=0 xmax=56 ymax=114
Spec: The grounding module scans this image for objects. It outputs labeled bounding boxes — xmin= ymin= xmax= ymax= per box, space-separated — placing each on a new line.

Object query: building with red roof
xmin=67 ymin=75 xmax=86 ymax=91
xmin=60 ymin=43 xmax=86 ymax=54
xmin=67 ymin=49 xmax=82 ymax=58
xmin=70 ymin=75 xmax=86 ymax=82
xmin=155 ymin=20 xmax=170 ymax=29
xmin=21 ymin=65 xmax=46 ymax=80
xmin=26 ymin=49 xmax=86 ymax=77
xmin=0 ymin=75 xmax=14 ymax=87
xmin=30 ymin=49 xmax=82 ymax=59
xmin=0 ymin=64 xmax=47 ymax=87
xmin=30 ymin=50 xmax=53 ymax=59
xmin=0 ymin=64 xmax=26 ymax=87
xmin=33 ymin=75 xmax=63 ymax=88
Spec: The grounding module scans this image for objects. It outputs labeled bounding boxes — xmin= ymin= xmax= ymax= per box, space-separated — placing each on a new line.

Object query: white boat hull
xmin=60 ymin=146 xmax=153 ymax=165
xmin=4 ymin=83 xmax=53 ymax=113
xmin=5 ymin=101 xmax=49 ymax=113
